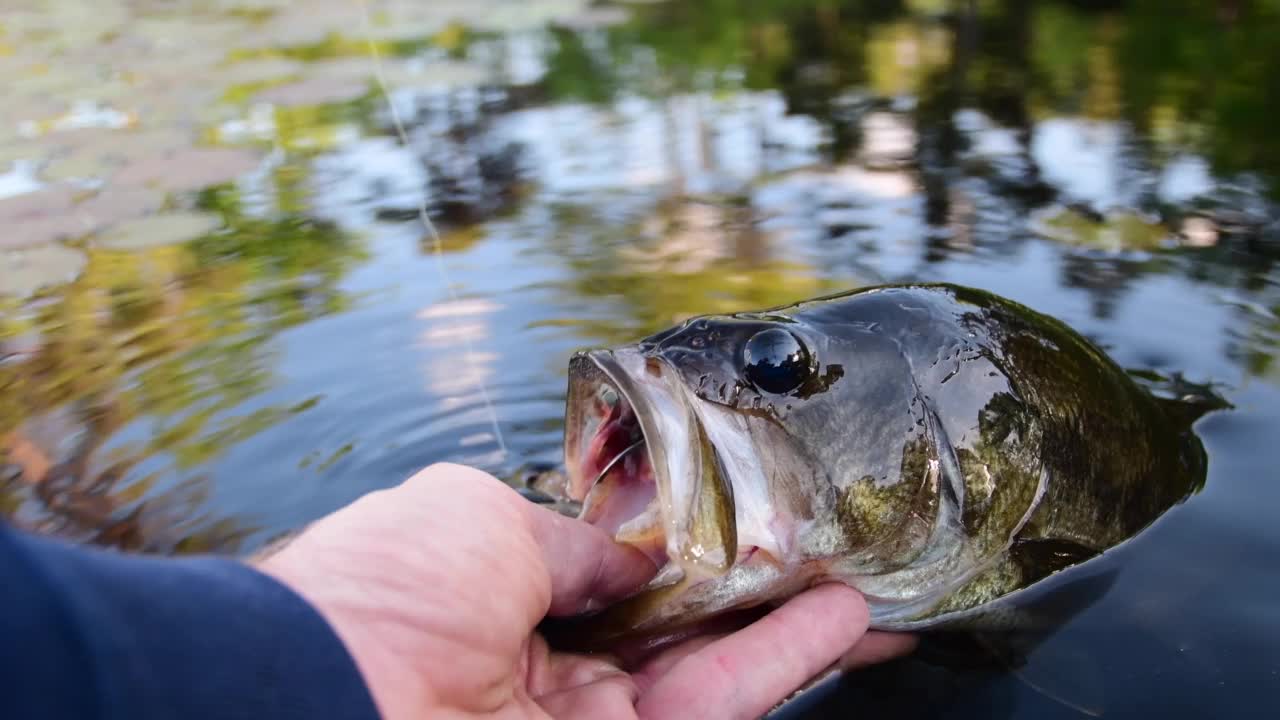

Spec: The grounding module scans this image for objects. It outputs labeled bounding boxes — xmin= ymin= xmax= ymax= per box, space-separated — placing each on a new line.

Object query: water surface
xmin=2 ymin=0 xmax=1278 ymax=716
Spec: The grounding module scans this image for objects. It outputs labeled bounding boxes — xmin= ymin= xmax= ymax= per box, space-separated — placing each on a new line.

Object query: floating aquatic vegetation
xmin=552 ymin=6 xmax=632 ymax=31
xmin=113 ymin=147 xmax=262 ymax=193
xmin=0 ymin=184 xmax=172 ymax=248
xmin=72 ymin=188 xmax=168 ymax=228
xmin=296 ymin=57 xmax=385 ymax=81
xmin=95 ymin=212 xmax=224 ymax=251
xmin=210 ymin=58 xmax=308 ymax=106
xmin=0 ymin=243 xmax=89 ymax=297
xmin=1029 ymin=206 xmax=1174 ymax=253
xmin=212 ymin=58 xmax=307 ymax=86
xmin=252 ymin=77 xmax=372 ymax=108
xmin=380 ymin=60 xmax=493 ymax=90
xmin=39 ymin=129 xmax=189 ymax=181
xmin=40 ymin=153 xmax=113 ymax=182
xmin=0 ymin=185 xmax=80 ymax=223
xmin=0 ymin=217 xmax=94 ymax=250
xmin=0 ymin=185 xmax=91 ymax=248
xmin=466 ymin=0 xmax=596 ymax=33
xmin=4 ymin=94 xmax=70 ymax=132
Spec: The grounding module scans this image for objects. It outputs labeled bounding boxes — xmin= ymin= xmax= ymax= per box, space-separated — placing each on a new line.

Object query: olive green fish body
xmin=555 ymin=284 xmax=1211 ymax=648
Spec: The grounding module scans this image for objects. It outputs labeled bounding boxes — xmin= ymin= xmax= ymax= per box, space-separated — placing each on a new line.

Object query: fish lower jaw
xmin=633 ymin=542 xmax=797 ymax=597
xmin=613 ymin=500 xmax=667 ymax=566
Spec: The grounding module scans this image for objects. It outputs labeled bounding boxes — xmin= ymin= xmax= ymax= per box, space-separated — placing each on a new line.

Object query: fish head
xmin=561 ymin=304 xmax=927 ymax=646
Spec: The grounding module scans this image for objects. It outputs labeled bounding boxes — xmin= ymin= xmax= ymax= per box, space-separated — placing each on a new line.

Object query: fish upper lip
xmin=569 ymin=349 xmax=673 ymax=566
xmin=584 ymin=348 xmax=743 ymax=578
xmin=582 ymin=350 xmax=672 ymax=481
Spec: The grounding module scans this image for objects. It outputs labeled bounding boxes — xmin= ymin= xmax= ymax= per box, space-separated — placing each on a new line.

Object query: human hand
xmin=255 ymin=463 xmax=915 ymax=719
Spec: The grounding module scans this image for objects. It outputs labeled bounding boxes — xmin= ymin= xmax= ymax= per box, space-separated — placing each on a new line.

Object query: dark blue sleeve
xmin=0 ymin=522 xmax=381 ymax=720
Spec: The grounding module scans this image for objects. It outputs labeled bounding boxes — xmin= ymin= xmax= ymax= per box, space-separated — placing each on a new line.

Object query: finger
xmin=410 ymin=463 xmax=657 ymax=615
xmin=613 ymin=604 xmax=770 ymax=670
xmin=839 ymin=631 xmax=918 ymax=670
xmin=636 ymin=584 xmax=870 ymax=720
xmin=523 ymin=501 xmax=658 ymax=615
xmin=524 ymin=633 xmax=629 ymax=700
xmin=534 ymin=673 xmax=640 ymax=719
xmin=630 ymin=634 xmax=724 ymax=692
xmin=540 ymin=650 xmax=630 ymax=696
xmin=626 ymin=605 xmax=774 ymax=681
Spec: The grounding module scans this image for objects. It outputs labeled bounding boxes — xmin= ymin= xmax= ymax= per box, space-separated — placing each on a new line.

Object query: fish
xmin=546 ymin=283 xmax=1218 ymax=651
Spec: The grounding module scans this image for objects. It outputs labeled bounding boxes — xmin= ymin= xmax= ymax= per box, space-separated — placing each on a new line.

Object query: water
xmin=2 ymin=0 xmax=1278 ymax=715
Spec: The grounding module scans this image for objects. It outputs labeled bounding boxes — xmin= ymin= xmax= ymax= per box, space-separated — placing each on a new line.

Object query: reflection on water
xmin=2 ymin=0 xmax=1279 ymax=716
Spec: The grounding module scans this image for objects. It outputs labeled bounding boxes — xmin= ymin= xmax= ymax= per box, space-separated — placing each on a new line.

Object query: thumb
xmin=523 ymin=502 xmax=658 ymax=616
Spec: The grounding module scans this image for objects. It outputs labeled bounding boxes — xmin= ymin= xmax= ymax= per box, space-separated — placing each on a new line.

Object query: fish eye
xmin=743 ymin=328 xmax=811 ymax=395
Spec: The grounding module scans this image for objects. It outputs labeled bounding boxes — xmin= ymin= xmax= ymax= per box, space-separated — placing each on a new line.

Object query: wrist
xmin=253 ymin=549 xmax=426 ymax=720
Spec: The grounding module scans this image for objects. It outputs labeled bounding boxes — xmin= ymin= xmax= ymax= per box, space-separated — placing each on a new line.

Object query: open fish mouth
xmin=565 ymin=364 xmax=666 ymax=567
xmin=565 ymin=349 xmax=740 ymax=583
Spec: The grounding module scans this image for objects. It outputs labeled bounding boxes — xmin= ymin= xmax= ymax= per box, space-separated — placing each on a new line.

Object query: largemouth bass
xmin=552 ymin=284 xmax=1212 ymax=648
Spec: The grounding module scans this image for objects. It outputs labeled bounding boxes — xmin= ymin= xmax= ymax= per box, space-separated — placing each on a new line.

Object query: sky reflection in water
xmin=1 ymin=1 xmax=1279 ymax=717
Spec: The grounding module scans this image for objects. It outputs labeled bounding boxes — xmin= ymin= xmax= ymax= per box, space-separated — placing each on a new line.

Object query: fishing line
xmin=352 ymin=0 xmax=509 ymax=460
xmin=590 ymin=438 xmax=644 ymax=487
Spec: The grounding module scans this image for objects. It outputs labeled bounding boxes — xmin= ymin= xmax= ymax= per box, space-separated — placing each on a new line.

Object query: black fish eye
xmin=743 ymin=328 xmax=811 ymax=395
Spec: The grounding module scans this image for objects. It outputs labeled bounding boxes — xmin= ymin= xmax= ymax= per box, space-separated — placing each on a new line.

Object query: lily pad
xmin=120 ymin=55 xmax=240 ymax=87
xmin=360 ymin=18 xmax=453 ymax=42
xmin=316 ymin=0 xmax=591 ymax=35
xmin=252 ymin=77 xmax=370 ymax=107
xmin=0 ymin=183 xmax=172 ymax=248
xmin=62 ymin=79 xmax=139 ymax=106
xmin=213 ymin=58 xmax=306 ymax=86
xmin=133 ymin=19 xmax=249 ymax=50
xmin=95 ymin=212 xmax=224 ymax=250
xmin=554 ymin=6 xmax=632 ymax=30
xmin=5 ymin=66 xmax=87 ymax=98
xmin=122 ymin=91 xmax=223 ymax=130
xmin=0 ymin=216 xmax=95 ymax=250
xmin=381 ymin=60 xmax=492 ymax=90
xmin=0 ymin=243 xmax=89 ymax=297
xmin=114 ymin=147 xmax=262 ymax=192
xmin=42 ymin=152 xmax=120 ymax=182
xmin=232 ymin=19 xmax=334 ymax=50
xmin=1030 ymin=207 xmax=1172 ymax=253
xmin=43 ymin=129 xmax=192 ymax=181
xmin=468 ymin=0 xmax=594 ymax=32
xmin=0 ymin=185 xmax=79 ymax=224
xmin=6 ymin=94 xmax=70 ymax=127
xmin=300 ymin=58 xmax=382 ymax=80
xmin=72 ymin=188 xmax=167 ymax=227
xmin=54 ymin=127 xmax=191 ymax=157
